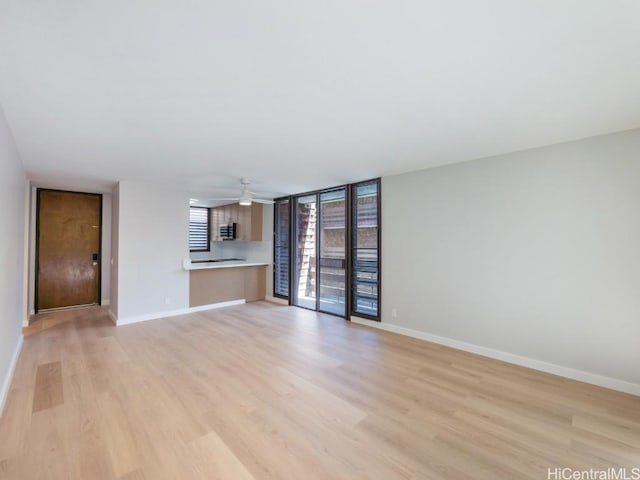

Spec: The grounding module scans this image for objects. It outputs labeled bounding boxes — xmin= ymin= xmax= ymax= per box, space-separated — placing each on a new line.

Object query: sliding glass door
xmin=275 ymin=178 xmax=380 ymax=320
xmin=293 ymin=195 xmax=317 ymax=309
xmin=292 ymin=189 xmax=348 ymax=316
xmin=318 ymin=189 xmax=346 ymax=316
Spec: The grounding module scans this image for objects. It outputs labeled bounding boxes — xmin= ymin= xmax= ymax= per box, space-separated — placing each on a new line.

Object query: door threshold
xmin=36 ymin=303 xmax=99 ymax=314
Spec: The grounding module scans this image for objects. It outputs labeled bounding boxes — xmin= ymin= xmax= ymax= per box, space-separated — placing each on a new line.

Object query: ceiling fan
xmin=207 ymin=178 xmax=274 ymax=206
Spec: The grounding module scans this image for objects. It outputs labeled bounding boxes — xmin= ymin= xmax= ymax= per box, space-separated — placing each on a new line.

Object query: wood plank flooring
xmin=31 ymin=362 xmax=63 ymax=413
xmin=1 ymin=302 xmax=639 ymax=479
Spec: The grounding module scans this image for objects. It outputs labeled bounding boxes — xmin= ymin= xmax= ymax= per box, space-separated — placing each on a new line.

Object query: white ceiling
xmin=1 ymin=1 xmax=639 ymax=199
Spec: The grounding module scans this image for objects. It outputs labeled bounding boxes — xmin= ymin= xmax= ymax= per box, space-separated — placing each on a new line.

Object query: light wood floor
xmin=1 ymin=302 xmax=639 ymax=479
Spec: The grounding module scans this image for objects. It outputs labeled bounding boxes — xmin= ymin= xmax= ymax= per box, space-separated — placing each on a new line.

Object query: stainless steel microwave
xmin=219 ymin=222 xmax=237 ymax=240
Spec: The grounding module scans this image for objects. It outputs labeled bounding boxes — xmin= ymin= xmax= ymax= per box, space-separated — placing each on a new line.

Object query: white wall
xmin=115 ymin=181 xmax=190 ymax=322
xmin=21 ymin=179 xmax=30 ymax=327
xmin=100 ymin=194 xmax=112 ymax=305
xmin=0 ymin=106 xmax=25 ymax=413
xmin=109 ymin=183 xmax=119 ymax=320
xmin=381 ymin=128 xmax=640 ymax=389
xmin=27 ymin=188 xmax=36 ymax=316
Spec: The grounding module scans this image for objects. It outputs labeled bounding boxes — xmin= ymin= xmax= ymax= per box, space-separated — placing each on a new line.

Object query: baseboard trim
xmin=187 ymin=299 xmax=246 ymax=313
xmin=108 ymin=309 xmax=117 ymax=325
xmin=0 ymin=335 xmax=24 ymax=419
xmin=265 ymin=296 xmax=288 ymax=306
xmin=116 ymin=307 xmax=192 ymax=326
xmin=350 ymin=317 xmax=640 ymax=396
xmin=101 ymin=299 xmax=111 ymax=306
xmin=116 ymin=299 xmax=246 ymax=326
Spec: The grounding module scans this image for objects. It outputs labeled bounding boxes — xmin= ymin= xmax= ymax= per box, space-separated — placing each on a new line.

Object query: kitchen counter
xmin=188 ymin=262 xmax=267 ymax=306
xmin=186 ymin=260 xmax=269 ymax=270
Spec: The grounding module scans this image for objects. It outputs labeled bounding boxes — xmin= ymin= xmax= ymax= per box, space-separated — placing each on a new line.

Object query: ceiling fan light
xmin=239 ymin=195 xmax=252 ymax=206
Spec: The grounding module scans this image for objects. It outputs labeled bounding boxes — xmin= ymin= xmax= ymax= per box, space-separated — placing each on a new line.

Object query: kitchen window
xmin=189 ymin=206 xmax=210 ymax=252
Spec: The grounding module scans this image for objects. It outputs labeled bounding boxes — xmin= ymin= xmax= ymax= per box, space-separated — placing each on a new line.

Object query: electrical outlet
xmin=392 ymin=308 xmax=398 ymax=318
xmin=165 ymin=297 xmax=172 ymax=305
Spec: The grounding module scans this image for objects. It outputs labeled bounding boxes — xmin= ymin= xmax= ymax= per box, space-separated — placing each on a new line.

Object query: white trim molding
xmin=350 ymin=317 xmax=640 ymax=396
xmin=0 ymin=335 xmax=24 ymax=418
xmin=116 ymin=299 xmax=246 ymax=326
xmin=187 ymin=299 xmax=246 ymax=313
xmin=265 ymin=296 xmax=288 ymax=306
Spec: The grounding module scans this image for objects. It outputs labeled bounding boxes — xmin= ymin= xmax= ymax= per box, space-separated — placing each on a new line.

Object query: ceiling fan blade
xmin=200 ymin=178 xmax=274 ymax=205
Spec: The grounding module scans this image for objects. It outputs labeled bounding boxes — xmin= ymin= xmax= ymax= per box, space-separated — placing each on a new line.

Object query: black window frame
xmin=273 ymin=198 xmax=291 ymax=299
xmin=350 ymin=178 xmax=381 ymax=320
xmin=189 ymin=206 xmax=211 ymax=252
xmin=272 ymin=178 xmax=381 ymax=321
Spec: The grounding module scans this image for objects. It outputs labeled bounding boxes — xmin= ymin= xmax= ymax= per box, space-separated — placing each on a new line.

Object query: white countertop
xmin=185 ymin=260 xmax=269 ymax=270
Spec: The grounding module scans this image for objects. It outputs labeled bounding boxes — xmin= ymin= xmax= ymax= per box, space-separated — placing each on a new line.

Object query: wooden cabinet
xmin=189 ymin=266 xmax=266 ymax=307
xmin=210 ymin=208 xmax=222 ymax=241
xmin=210 ymin=204 xmax=237 ymax=241
xmin=210 ymin=203 xmax=263 ymax=241
xmin=223 ymin=204 xmax=238 ymax=224
xmin=238 ymin=203 xmax=263 ymax=241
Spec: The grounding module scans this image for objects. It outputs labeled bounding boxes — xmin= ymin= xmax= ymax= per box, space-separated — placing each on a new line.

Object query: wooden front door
xmin=36 ymin=190 xmax=102 ymax=312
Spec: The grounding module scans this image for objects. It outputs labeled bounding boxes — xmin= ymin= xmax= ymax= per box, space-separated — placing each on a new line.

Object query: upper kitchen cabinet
xmin=238 ymin=203 xmax=263 ymax=241
xmin=220 ymin=203 xmax=238 ymax=224
xmin=211 ymin=203 xmax=238 ymax=241
xmin=210 ymin=207 xmax=223 ymax=241
xmin=210 ymin=203 xmax=263 ymax=241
